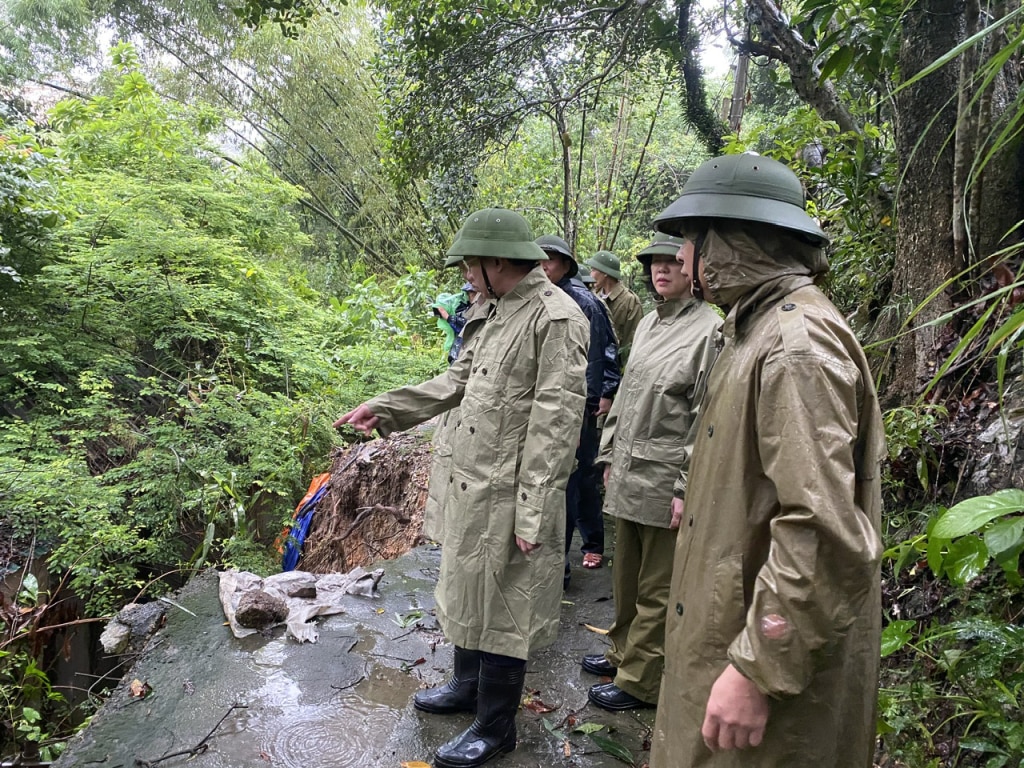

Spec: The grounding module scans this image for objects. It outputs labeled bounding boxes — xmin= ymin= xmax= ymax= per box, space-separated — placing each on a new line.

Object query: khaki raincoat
xmin=651 ymin=225 xmax=884 ymax=768
xmin=598 ymin=297 xmax=722 ymax=520
xmin=367 ymin=267 xmax=589 ymax=659
xmin=596 ymin=296 xmax=721 ymax=701
xmin=423 ymin=300 xmax=492 ymax=542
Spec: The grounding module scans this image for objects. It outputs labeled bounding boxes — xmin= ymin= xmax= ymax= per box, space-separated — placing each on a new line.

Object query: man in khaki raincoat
xmin=582 ymin=234 xmax=721 ymax=711
xmin=335 ymin=208 xmax=589 ymax=768
xmin=649 ymin=154 xmax=885 ymax=767
xmin=585 ymin=250 xmax=644 ymax=366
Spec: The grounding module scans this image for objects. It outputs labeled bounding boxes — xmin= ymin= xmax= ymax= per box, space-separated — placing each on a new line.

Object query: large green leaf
xmin=880 ymin=619 xmax=915 ymax=657
xmin=943 ymin=536 xmax=988 ymax=586
xmin=931 ymin=490 xmax=1024 ymax=538
xmin=984 ymin=517 xmax=1024 ymax=587
xmin=983 ymin=517 xmax=1024 ymax=562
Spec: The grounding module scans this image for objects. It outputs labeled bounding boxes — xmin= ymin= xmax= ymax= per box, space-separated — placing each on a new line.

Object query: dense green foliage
xmin=0 ymin=47 xmax=444 ymax=622
xmin=878 ymin=491 xmax=1024 ymax=766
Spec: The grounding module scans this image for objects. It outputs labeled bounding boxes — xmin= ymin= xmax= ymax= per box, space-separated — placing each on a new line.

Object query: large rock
xmin=234 ymin=589 xmax=288 ymax=629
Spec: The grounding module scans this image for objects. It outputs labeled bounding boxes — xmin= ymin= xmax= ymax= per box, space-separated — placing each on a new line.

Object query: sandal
xmin=582 ymin=553 xmax=603 ymax=569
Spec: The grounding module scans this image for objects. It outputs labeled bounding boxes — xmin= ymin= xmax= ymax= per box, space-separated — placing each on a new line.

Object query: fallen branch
xmin=135 ymin=703 xmax=248 ymax=767
xmin=330 ymin=675 xmax=365 ymax=692
xmin=339 ymin=504 xmax=408 ymax=541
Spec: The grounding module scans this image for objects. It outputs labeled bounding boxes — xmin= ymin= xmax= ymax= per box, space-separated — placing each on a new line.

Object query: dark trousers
xmin=480 ymin=652 xmax=527 ymax=670
xmin=565 ymin=410 xmax=604 ymax=563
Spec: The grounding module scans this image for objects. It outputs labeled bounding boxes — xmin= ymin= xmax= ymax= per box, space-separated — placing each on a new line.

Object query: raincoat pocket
xmin=627 ymin=439 xmax=689 ymax=512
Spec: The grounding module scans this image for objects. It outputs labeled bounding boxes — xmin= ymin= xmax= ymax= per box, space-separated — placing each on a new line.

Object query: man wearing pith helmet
xmin=535 ymin=234 xmax=620 ymax=585
xmin=649 ymin=153 xmax=885 ymax=768
xmin=335 ymin=208 xmax=589 ymax=768
xmin=585 ymin=250 xmax=644 ymax=366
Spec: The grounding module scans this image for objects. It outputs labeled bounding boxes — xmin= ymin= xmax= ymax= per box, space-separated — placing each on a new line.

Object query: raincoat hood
xmin=701 ymin=221 xmax=829 ymax=311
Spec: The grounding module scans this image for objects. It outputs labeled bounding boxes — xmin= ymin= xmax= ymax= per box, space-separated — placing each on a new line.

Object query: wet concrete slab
xmin=55 ymin=542 xmax=654 ymax=768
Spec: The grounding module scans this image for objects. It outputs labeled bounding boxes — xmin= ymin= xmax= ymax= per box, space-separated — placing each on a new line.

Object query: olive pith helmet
xmin=585 ymin=250 xmax=621 ymax=280
xmin=535 ymin=234 xmax=578 ymax=277
xmin=445 ymin=208 xmax=548 ymax=267
xmin=580 ymin=272 xmax=596 ymax=285
xmin=653 ymin=153 xmax=828 ymax=247
xmin=636 ymin=234 xmax=685 ymax=270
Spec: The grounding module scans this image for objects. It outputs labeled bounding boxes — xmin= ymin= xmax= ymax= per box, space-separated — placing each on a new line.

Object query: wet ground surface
xmin=55 ymin=539 xmax=655 ymax=768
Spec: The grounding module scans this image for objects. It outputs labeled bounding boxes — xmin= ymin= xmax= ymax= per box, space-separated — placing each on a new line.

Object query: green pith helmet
xmin=585 ymin=250 xmax=621 ymax=280
xmin=580 ymin=272 xmax=596 ymax=285
xmin=535 ymin=234 xmax=578 ymax=278
xmin=445 ymin=208 xmax=548 ymax=267
xmin=653 ymin=153 xmax=829 ymax=247
xmin=636 ymin=234 xmax=685 ymax=270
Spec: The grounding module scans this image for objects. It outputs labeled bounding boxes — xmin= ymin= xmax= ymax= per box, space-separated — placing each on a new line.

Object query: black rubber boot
xmin=433 ymin=660 xmax=525 ymax=768
xmin=414 ymin=647 xmax=481 ymax=714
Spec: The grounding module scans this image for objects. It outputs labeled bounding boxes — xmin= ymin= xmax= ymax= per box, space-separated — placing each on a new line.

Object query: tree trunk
xmin=676 ymin=0 xmax=727 ymax=153
xmin=883 ymin=0 xmax=963 ymax=403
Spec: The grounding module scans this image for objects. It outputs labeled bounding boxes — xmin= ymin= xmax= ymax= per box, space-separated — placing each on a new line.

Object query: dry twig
xmin=135 ymin=703 xmax=248 ymax=767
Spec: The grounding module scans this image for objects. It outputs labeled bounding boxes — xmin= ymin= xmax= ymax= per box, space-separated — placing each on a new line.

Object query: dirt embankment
xmin=300 ymin=432 xmax=432 ymax=573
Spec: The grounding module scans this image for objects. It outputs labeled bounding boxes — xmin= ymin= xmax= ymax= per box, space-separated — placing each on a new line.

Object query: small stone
xmin=100 ymin=621 xmax=131 ymax=654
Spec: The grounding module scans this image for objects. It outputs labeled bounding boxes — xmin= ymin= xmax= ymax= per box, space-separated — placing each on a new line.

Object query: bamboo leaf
xmin=588 ymin=733 xmax=634 ymax=765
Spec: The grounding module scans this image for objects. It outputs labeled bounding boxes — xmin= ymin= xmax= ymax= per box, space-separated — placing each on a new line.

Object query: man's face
xmin=461 ymin=258 xmax=485 ymax=295
xmin=676 ymin=235 xmax=713 ymax=304
xmin=590 ymin=269 xmax=611 ymax=292
xmin=541 ymin=254 xmax=570 ymax=283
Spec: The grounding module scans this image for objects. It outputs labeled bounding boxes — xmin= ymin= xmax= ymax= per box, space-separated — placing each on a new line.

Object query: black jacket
xmin=559 ymin=275 xmax=621 ymax=408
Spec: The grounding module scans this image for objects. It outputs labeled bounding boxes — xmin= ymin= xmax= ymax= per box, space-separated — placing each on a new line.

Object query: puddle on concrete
xmin=343 ymin=658 xmax=422 ymax=710
xmin=257 ymin=702 xmax=401 ymax=768
xmin=238 ymin=636 xmax=419 ymax=767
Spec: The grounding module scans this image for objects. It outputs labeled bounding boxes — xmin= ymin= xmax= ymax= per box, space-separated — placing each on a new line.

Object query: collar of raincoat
xmin=494 ymin=265 xmax=550 ymax=319
xmin=604 ymin=281 xmax=626 ymax=301
xmin=702 ymin=221 xmax=828 ymax=333
xmin=654 ymin=296 xmax=699 ymax=322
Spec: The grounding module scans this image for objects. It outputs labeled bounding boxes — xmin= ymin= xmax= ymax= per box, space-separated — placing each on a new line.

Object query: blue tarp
xmin=281 ymin=483 xmax=331 ymax=571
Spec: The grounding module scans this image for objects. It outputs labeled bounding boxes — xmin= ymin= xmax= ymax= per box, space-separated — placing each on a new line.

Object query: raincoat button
xmin=449 ymin=475 xmax=454 ymax=483
xmin=781 ymin=303 xmax=796 ymax=311
xmin=521 ymin=492 xmax=527 ymax=501
xmin=469 ymin=426 xmax=475 ymax=434
xmin=544 ymin=290 xmax=552 ymax=296
xmin=707 ymin=424 xmax=714 ymax=437
xmin=675 ymin=603 xmax=684 ymax=616
xmin=461 ymin=482 xmax=467 ymax=490
xmin=473 ymin=366 xmax=478 ymax=373
xmin=482 ymin=368 xmax=488 ymax=375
